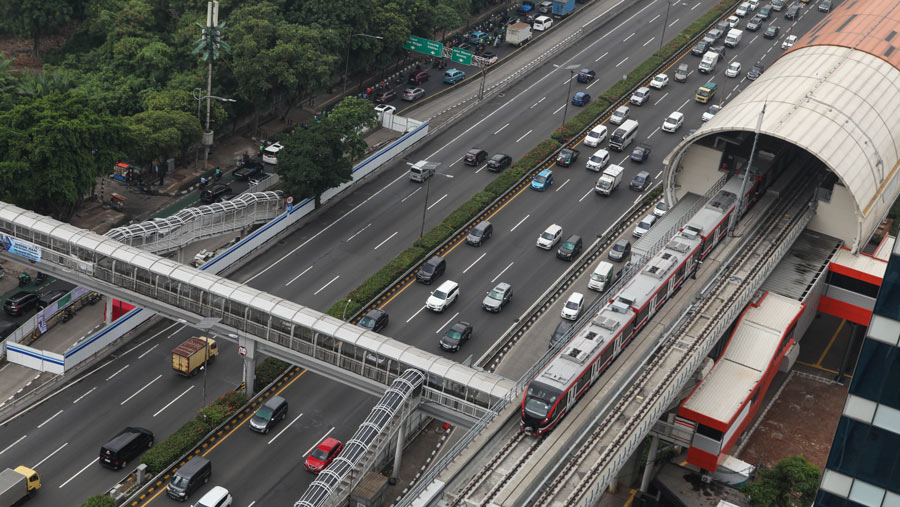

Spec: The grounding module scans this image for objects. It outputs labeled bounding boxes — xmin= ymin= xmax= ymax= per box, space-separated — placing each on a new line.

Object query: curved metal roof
xmin=665 ymin=1 xmax=900 ymax=251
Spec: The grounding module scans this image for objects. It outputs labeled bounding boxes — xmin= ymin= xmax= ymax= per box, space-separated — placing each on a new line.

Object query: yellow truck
xmin=172 ymin=336 xmax=218 ymax=376
xmin=0 ymin=466 xmax=41 ymax=506
xmin=696 ymin=81 xmax=718 ymax=104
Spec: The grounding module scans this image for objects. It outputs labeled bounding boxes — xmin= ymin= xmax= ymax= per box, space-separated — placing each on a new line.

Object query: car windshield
xmin=591 ymin=272 xmax=605 ymax=281
xmin=639 ymin=220 xmax=652 ymax=229
xmin=488 ymin=289 xmax=504 ymax=300
xmin=445 ymin=330 xmax=462 ymax=341
xmin=613 ymin=111 xmax=625 ymax=118
xmin=613 ymin=243 xmax=625 ymax=252
xmin=541 ymin=231 xmax=555 ymax=240
xmin=359 ymin=316 xmax=375 ymax=328
xmin=432 ymin=290 xmax=447 ymax=299
xmin=534 ymin=175 xmax=546 ymax=184
xmin=562 ymin=241 xmax=575 ymax=250
xmin=565 ymin=300 xmax=579 ymax=310
xmin=665 ymin=118 xmax=676 ymax=125
xmin=470 ymin=229 xmax=483 ymax=237
xmin=421 ymin=264 xmax=434 ymax=273
xmin=587 ymin=131 xmax=600 ymax=138
xmin=635 ymin=176 xmax=646 ymax=183
xmin=170 ymin=475 xmax=189 ymax=488
xmin=590 ymin=155 xmax=604 ymax=162
xmin=255 ymin=408 xmax=273 ymax=421
xmin=657 ymin=202 xmax=668 ymax=211
xmin=311 ymin=448 xmax=330 ymax=460
xmin=524 ymin=383 xmax=561 ymax=419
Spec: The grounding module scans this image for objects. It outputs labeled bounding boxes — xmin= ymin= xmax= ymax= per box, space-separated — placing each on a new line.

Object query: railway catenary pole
xmin=731 ymin=102 xmax=766 ymax=235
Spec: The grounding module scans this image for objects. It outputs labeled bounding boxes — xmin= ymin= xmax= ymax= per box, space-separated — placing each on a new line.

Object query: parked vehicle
xmin=261 ymin=143 xmax=283 ymax=164
xmin=172 ymin=336 xmax=218 ymax=376
xmin=506 ymin=22 xmax=532 ymax=46
xmin=0 ymin=466 xmax=41 ymax=506
xmin=552 ymin=0 xmax=575 ymax=17
xmin=3 ymin=291 xmax=39 ymax=316
xmin=594 ymin=165 xmax=624 ymax=196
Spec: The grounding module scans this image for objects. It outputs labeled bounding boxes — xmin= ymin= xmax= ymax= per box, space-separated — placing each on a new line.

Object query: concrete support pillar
xmin=640 ymin=434 xmax=660 ymax=493
xmin=239 ymin=336 xmax=256 ymax=396
xmin=390 ymin=404 xmax=407 ymax=485
xmin=104 ymin=296 xmax=113 ymax=325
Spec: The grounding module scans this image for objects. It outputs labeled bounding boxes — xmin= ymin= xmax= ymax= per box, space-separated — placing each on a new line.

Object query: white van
xmin=748 ymin=0 xmax=759 ymax=10
xmin=588 ymin=261 xmax=616 ymax=292
xmin=408 ymin=160 xmax=436 ymax=182
xmin=698 ymin=51 xmax=719 ymax=73
xmin=735 ymin=2 xmax=750 ymax=16
xmin=583 ymin=125 xmax=608 ymax=147
xmin=724 ymin=28 xmax=743 ymax=48
xmin=533 ymin=16 xmax=552 ymax=31
xmin=609 ymin=119 xmax=639 ymax=151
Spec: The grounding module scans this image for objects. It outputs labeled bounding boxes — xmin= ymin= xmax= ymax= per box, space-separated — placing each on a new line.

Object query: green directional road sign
xmin=403 ymin=35 xmax=443 ymax=57
xmin=451 ymin=48 xmax=473 ymax=66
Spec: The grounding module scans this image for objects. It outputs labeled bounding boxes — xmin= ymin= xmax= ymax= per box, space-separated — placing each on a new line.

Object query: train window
xmin=636 ymin=305 xmax=649 ymax=326
xmin=575 ymin=374 xmax=589 ymax=393
xmin=600 ymin=343 xmax=614 ymax=365
xmin=697 ymin=424 xmax=724 ymax=441
xmin=676 ymin=263 xmax=685 ymax=282
xmin=524 ymin=382 xmax=562 ymax=419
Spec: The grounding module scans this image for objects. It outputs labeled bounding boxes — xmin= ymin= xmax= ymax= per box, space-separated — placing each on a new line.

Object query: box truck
xmin=172 ymin=336 xmax=218 ymax=376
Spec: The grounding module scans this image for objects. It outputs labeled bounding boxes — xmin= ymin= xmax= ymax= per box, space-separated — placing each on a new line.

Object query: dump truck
xmin=594 ymin=165 xmax=624 ymax=196
xmin=172 ymin=336 xmax=218 ymax=376
xmin=506 ymin=22 xmax=532 ymax=46
xmin=0 ymin=466 xmax=41 ymax=506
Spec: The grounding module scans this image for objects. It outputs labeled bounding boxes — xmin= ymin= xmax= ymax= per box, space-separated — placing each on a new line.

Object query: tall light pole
xmin=344 ymin=33 xmax=384 ymax=98
xmin=192 ymin=88 xmax=237 ymax=122
xmin=412 ymin=161 xmax=450 ymax=239
xmin=193 ymin=1 xmax=231 ymax=168
xmin=659 ymin=0 xmax=678 ymax=51
xmin=555 ymin=63 xmax=581 ymax=129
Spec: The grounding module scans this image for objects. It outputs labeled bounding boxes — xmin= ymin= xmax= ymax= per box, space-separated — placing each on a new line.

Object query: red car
xmin=305 ymin=437 xmax=343 ymax=473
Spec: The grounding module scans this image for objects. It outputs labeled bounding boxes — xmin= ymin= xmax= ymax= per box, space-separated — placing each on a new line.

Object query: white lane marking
xmin=106 ymin=365 xmax=129 ymax=381
xmin=579 ymin=188 xmax=593 ymax=202
xmin=655 ymin=170 xmax=663 ymax=179
xmin=556 ymin=178 xmax=570 ymax=192
xmin=475 ymin=164 xmax=487 ymax=174
xmin=649 ymin=14 xmax=660 ymax=23
xmin=750 ymin=35 xmax=758 ymax=44
xmin=347 ymin=223 xmax=373 ymax=241
xmin=37 ymin=410 xmax=63 ymax=428
xmin=494 ymin=123 xmax=510 ymax=135
xmin=511 ymin=214 xmax=530 ymax=232
xmin=643 ymin=37 xmax=655 ymax=47
xmin=34 ymin=442 xmax=67 ymax=468
xmin=268 ymin=412 xmax=303 ymax=444
xmin=73 ymin=387 xmax=96 ymax=404
xmin=0 ymin=435 xmax=26 ymax=455
xmin=587 ymin=79 xmax=599 ymax=89
xmin=450 ymin=156 xmax=463 ymax=166
xmin=407 ymin=306 xmax=427 ymax=323
xmin=616 ymin=57 xmax=629 ymax=67
xmin=153 ymin=386 xmax=194 ymax=417
xmin=653 ymin=92 xmax=669 ymax=105
xmin=633 ymin=194 xmax=645 ymax=205
xmin=427 ymin=194 xmax=448 ymax=210
xmin=435 ymin=312 xmax=460 ymax=334
xmin=587 ymin=0 xmax=655 ymax=32
xmin=246 ymin=170 xmax=409 ymax=282
xmin=60 ymin=459 xmax=96 ymax=488
xmin=623 ymin=32 xmax=635 ymax=42
xmin=692 ymin=1 xmax=701 ymax=9
xmin=491 ymin=262 xmax=514 ymax=283
xmin=463 ymin=253 xmax=487 ymax=274
xmin=248 ymin=503 xmax=256 ymax=507
xmin=619 ymin=156 xmax=630 ymax=165
xmin=373 ymin=233 xmax=398 ymax=251
xmin=677 ymin=98 xmax=690 ymax=111
xmin=669 ymin=18 xmax=680 ymax=28
xmin=313 ymin=275 xmax=341 ymax=295
xmin=120 ymin=374 xmax=162 ymax=405
xmin=595 ymin=51 xmax=608 ymax=62
xmin=138 ymin=344 xmax=157 ymax=359
xmin=400 ymin=188 xmax=420 ymax=203
xmin=286 ymin=265 xmax=314 ymax=286
xmin=648 ymin=127 xmax=660 ymax=139
xmin=553 ymin=104 xmax=566 ymax=114
xmin=516 ymin=130 xmax=533 ymax=142
xmin=302 ymin=427 xmax=336 ymax=457
xmin=562 ymin=77 xmax=573 ymax=85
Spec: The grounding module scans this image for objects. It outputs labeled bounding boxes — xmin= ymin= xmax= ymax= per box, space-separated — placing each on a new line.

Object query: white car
xmin=661 ymin=111 xmax=684 ymax=133
xmin=782 ymin=35 xmax=798 ymax=50
xmin=725 ymin=61 xmax=742 ymax=78
xmin=633 ymin=214 xmax=657 ymax=238
xmin=374 ymin=104 xmax=396 ymax=119
xmin=649 ymin=74 xmax=669 ymax=90
xmin=586 ymin=149 xmax=610 ymax=171
xmin=630 ymin=87 xmax=651 ymax=106
xmin=583 ymin=125 xmax=608 ymax=147
xmin=701 ymin=104 xmax=722 ymax=122
xmin=610 ymin=105 xmax=630 ymax=125
xmin=561 ymin=292 xmax=585 ymax=320
xmin=261 ymin=143 xmax=284 ymax=165
xmin=726 ymin=15 xmax=740 ymax=27
xmin=533 ymin=15 xmax=553 ymax=31
xmin=195 ymin=486 xmax=232 ymax=507
xmin=426 ymin=280 xmax=459 ymax=312
xmin=736 ymin=2 xmax=750 ymax=16
xmin=653 ymin=200 xmax=668 ymax=217
xmin=537 ymin=224 xmax=563 ymax=249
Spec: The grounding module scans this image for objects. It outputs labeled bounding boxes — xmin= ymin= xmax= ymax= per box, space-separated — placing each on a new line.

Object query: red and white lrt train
xmin=522 ymin=171 xmax=772 ymax=436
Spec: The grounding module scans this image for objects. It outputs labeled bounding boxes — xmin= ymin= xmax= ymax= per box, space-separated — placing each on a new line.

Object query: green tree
xmin=278 ymin=121 xmax=353 ymax=208
xmin=432 ymin=4 xmax=464 ymax=42
xmin=81 ymin=495 xmax=116 ymax=507
xmin=124 ymin=109 xmax=202 ymax=171
xmin=0 ymin=0 xmax=74 ymax=58
xmin=15 ymin=68 xmax=77 ymax=98
xmin=325 ymin=96 xmax=377 ymax=157
xmin=741 ymin=456 xmax=821 ymax=507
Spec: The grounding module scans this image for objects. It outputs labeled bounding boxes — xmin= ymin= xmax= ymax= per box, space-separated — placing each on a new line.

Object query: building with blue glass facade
xmin=816 ymin=238 xmax=900 ymax=506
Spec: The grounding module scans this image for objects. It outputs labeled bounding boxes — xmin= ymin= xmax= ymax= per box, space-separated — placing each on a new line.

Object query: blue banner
xmin=0 ymin=233 xmax=42 ymax=263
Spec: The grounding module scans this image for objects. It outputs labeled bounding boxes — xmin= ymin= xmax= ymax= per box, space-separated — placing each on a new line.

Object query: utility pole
xmin=193 ymin=1 xmax=231 ymax=169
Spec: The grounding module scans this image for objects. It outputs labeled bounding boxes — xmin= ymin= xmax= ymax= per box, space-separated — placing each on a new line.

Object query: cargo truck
xmin=724 ymin=28 xmax=743 ymax=47
xmin=552 ymin=0 xmax=575 ymax=17
xmin=172 ymin=336 xmax=218 ymax=376
xmin=594 ymin=165 xmax=624 ymax=196
xmin=696 ymin=81 xmax=718 ymax=103
xmin=0 ymin=466 xmax=41 ymax=506
xmin=506 ymin=22 xmax=532 ymax=46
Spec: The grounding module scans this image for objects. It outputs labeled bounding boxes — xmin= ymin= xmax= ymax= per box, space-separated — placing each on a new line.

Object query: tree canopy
xmin=740 ymin=456 xmax=821 ymax=507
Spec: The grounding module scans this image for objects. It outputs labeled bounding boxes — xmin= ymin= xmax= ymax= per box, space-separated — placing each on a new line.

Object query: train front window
xmin=524 ymin=382 xmax=561 ymax=419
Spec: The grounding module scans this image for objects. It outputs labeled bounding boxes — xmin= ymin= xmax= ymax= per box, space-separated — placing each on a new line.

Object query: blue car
xmin=443 ymin=69 xmax=466 ymax=84
xmin=531 ymin=169 xmax=553 ymax=191
xmin=468 ymin=31 xmax=489 ymax=44
xmin=572 ymin=92 xmax=591 ymax=106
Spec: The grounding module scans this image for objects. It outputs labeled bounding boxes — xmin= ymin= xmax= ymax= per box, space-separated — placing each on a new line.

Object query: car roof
xmin=365 ymin=308 xmax=386 ymax=317
xmin=637 ymin=170 xmax=650 ymax=177
xmin=436 ymin=280 xmax=458 ymax=290
xmin=546 ymin=224 xmax=562 ymax=233
xmin=637 ymin=86 xmax=650 ymax=93
xmin=565 ymin=234 xmax=581 ymax=241
xmin=538 ymin=168 xmax=552 ymax=176
xmin=490 ymin=152 xmax=507 ymax=158
xmin=450 ymin=322 xmax=470 ymax=332
xmin=668 ymin=111 xmax=684 ymax=119
xmin=468 ymin=148 xmax=485 ymax=153
xmin=567 ymin=292 xmax=584 ymax=301
xmin=575 ymin=92 xmax=587 ymax=97
xmin=10 ymin=291 xmax=35 ymax=300
xmin=199 ymin=486 xmax=230 ymax=501
xmin=318 ymin=437 xmax=341 ymax=449
xmin=495 ymin=282 xmax=511 ymax=290
xmin=615 ymin=238 xmax=630 ymax=246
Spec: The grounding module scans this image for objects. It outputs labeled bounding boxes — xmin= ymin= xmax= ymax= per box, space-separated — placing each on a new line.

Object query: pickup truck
xmin=555 ymin=148 xmax=579 ymax=167
xmin=0 ymin=466 xmax=41 ymax=506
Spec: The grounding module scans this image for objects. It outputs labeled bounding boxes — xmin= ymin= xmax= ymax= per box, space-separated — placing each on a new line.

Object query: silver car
xmin=610 ymin=105 xmax=630 ymax=125
xmin=402 ymin=87 xmax=425 ymax=101
xmin=483 ymin=282 xmax=513 ymax=312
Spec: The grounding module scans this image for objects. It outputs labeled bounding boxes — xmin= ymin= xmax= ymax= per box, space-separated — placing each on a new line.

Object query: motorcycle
xmin=36 ymin=272 xmax=47 ymax=284
xmin=18 ymin=272 xmax=31 ymax=287
xmin=87 ymin=292 xmax=102 ymax=305
xmin=62 ymin=307 xmax=74 ymax=323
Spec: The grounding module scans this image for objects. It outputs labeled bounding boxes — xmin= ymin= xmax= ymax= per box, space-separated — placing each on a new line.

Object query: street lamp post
xmin=192 ymin=88 xmax=236 ymax=164
xmin=344 ymin=33 xmax=384 ymax=98
xmin=659 ymin=0 xmax=678 ymax=51
xmin=419 ymin=170 xmax=453 ymax=239
xmin=555 ymin=63 xmax=581 ymax=129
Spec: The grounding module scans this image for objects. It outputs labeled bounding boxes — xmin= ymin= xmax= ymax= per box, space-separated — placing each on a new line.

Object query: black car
xmin=674 ymin=63 xmax=690 ymax=82
xmin=819 ymin=0 xmax=831 ymax=12
xmin=358 ymin=309 xmax=389 ymax=333
xmin=630 ymin=170 xmax=651 ymax=191
xmin=487 ymin=153 xmax=512 ymax=172
xmin=37 ymin=289 xmax=69 ymax=310
xmin=556 ymin=234 xmax=583 ymax=261
xmin=4 ymin=291 xmax=39 ymax=316
xmin=709 ymin=44 xmax=727 ymax=57
xmin=200 ymin=183 xmax=232 ymax=204
xmin=99 ymin=427 xmax=154 ymax=470
xmin=630 ymin=144 xmax=651 ymax=163
xmin=747 ymin=15 xmax=764 ymax=31
xmin=232 ymin=159 xmax=264 ymax=181
xmin=408 ymin=69 xmax=429 ymax=84
xmin=556 ymin=148 xmax=579 ymax=167
xmin=691 ymin=40 xmax=709 ymax=56
xmin=576 ymin=68 xmax=596 ymax=83
xmin=440 ymin=321 xmax=472 ymax=352
xmin=464 ymin=148 xmax=488 ymax=166
xmin=416 ymin=255 xmax=446 ymax=284
xmin=763 ymin=25 xmax=780 ymax=39
xmin=550 ymin=321 xmax=574 ymax=348
xmin=747 ymin=63 xmax=765 ymax=80
xmin=785 ymin=4 xmax=800 ymax=19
